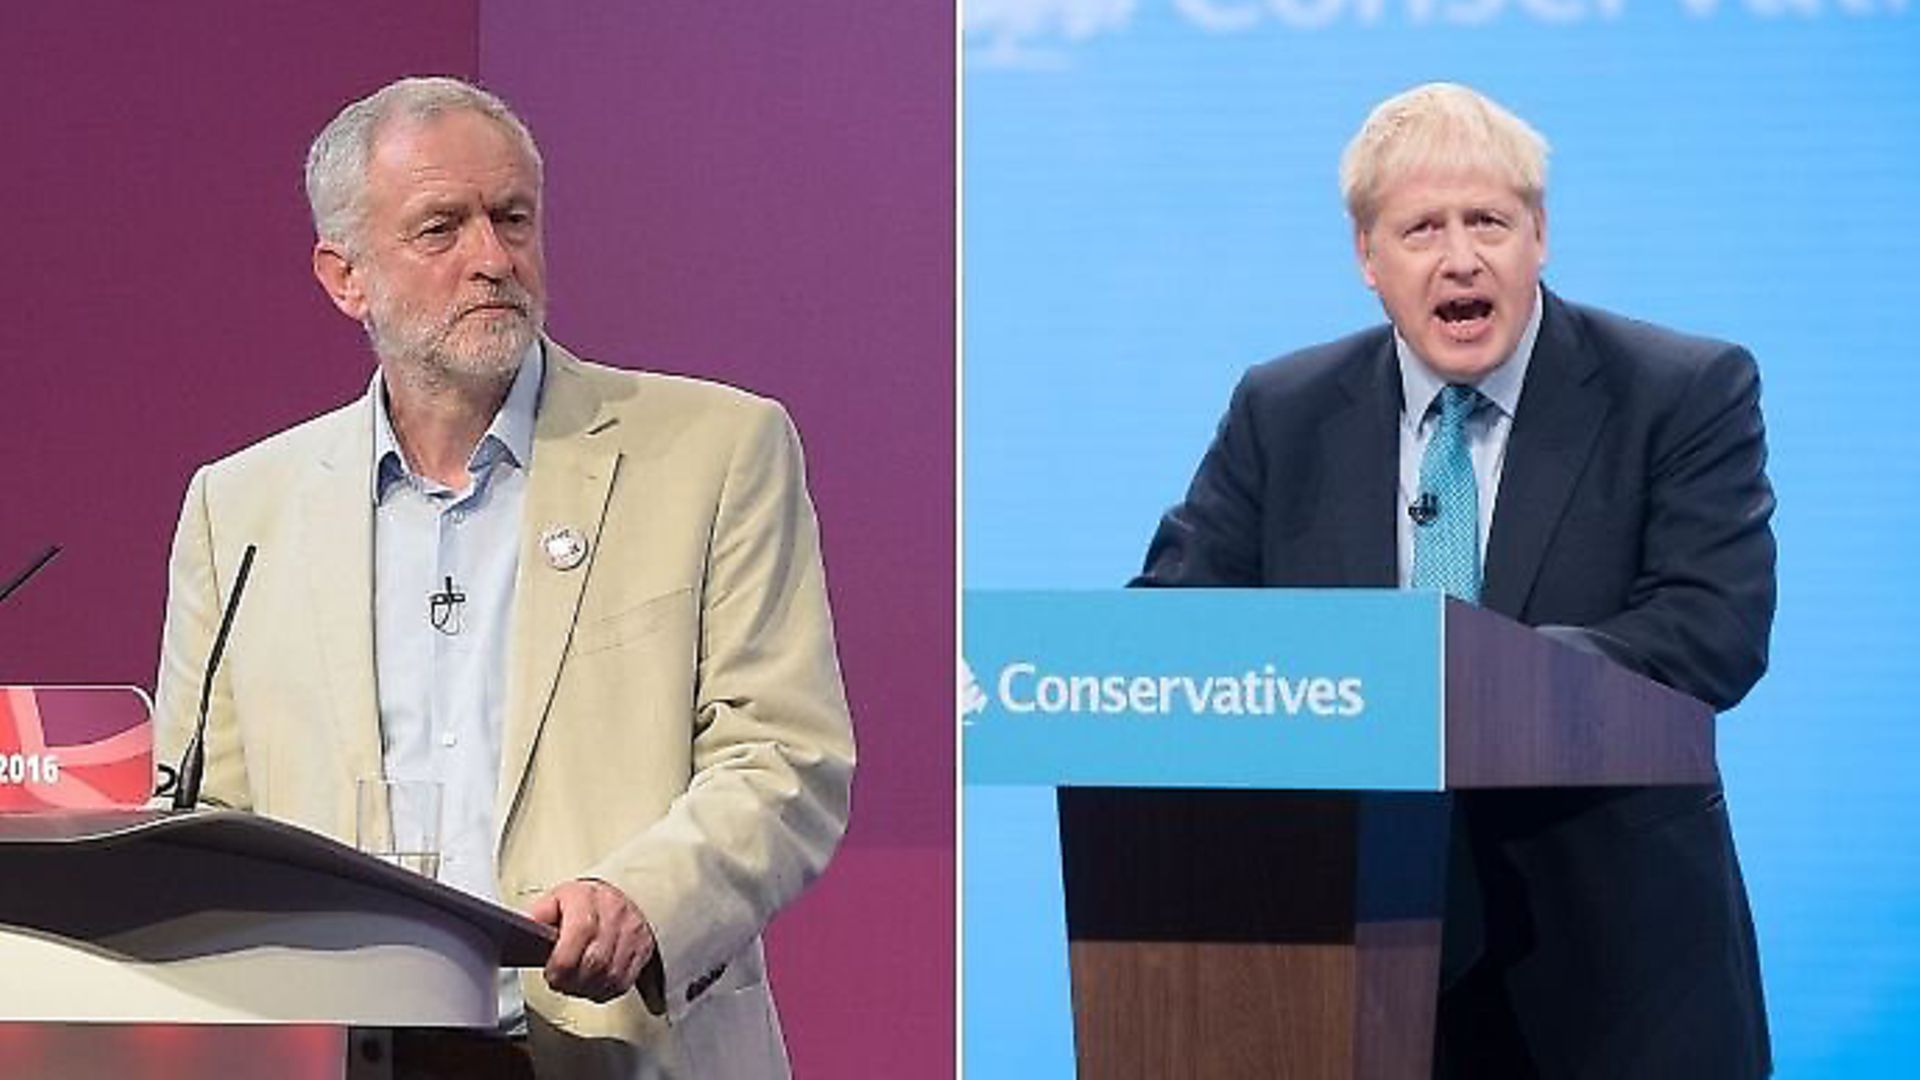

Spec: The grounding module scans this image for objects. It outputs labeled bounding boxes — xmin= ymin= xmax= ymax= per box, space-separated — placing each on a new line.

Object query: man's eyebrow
xmin=401 ymin=197 xmax=467 ymax=221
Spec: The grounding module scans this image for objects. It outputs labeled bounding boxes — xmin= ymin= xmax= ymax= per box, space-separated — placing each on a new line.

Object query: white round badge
xmin=540 ymin=526 xmax=589 ymax=571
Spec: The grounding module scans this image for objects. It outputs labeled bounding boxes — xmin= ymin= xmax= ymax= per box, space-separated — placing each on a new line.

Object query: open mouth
xmin=1433 ymin=297 xmax=1494 ymax=342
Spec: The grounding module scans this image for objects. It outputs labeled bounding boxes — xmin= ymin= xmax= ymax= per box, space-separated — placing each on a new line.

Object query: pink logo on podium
xmin=0 ymin=685 xmax=153 ymax=811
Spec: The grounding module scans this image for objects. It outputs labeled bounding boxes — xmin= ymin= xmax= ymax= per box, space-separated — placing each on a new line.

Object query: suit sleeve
xmin=584 ymin=400 xmax=855 ymax=1020
xmin=1134 ymin=371 xmax=1269 ymax=588
xmin=1574 ymin=345 xmax=1777 ymax=711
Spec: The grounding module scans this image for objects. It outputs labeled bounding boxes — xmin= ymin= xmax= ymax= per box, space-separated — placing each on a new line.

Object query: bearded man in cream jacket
xmin=154 ymin=76 xmax=854 ymax=1080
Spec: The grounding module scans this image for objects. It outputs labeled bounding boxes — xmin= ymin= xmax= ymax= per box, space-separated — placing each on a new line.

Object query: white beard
xmin=362 ymin=274 xmax=544 ymax=386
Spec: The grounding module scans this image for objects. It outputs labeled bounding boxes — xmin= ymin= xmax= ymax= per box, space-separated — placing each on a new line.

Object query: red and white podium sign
xmin=0 ymin=685 xmax=153 ymax=812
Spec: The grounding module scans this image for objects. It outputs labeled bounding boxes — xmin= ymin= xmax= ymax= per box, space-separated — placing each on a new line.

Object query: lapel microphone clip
xmin=1409 ymin=493 xmax=1440 ymax=527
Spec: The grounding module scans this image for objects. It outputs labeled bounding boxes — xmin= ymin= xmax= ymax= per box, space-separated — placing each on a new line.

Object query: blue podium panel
xmin=961 ymin=785 xmax=1076 ymax=1079
xmin=963 ymin=589 xmax=1447 ymax=791
xmin=963 ymin=588 xmax=1449 ymax=1076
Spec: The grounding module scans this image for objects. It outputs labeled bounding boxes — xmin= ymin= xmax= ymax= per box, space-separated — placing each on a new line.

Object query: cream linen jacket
xmin=153 ymin=340 xmax=855 ymax=1079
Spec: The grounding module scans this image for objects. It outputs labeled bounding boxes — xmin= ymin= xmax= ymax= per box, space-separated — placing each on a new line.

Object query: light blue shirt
xmin=1394 ymin=286 xmax=1544 ymax=587
xmin=372 ymin=341 xmax=542 ymax=1028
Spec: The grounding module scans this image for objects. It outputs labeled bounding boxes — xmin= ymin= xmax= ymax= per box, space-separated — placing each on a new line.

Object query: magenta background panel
xmin=477 ymin=4 xmax=956 ymax=1073
xmin=0 ymin=1 xmax=481 ymax=681
xmin=1 ymin=3 xmax=953 ymax=1076
xmin=476 ymin=1 xmax=955 ymax=849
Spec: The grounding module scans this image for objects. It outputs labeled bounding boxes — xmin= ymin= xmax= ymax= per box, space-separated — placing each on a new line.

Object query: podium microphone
xmin=0 ymin=545 xmax=61 ymax=606
xmin=171 ymin=544 xmax=258 ymax=811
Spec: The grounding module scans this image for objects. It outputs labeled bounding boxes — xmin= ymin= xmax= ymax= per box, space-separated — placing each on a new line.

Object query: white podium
xmin=0 ymin=809 xmax=554 ymax=1078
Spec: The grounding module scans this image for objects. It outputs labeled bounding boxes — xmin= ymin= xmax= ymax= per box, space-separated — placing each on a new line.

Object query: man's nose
xmin=463 ymin=218 xmax=514 ymax=279
xmin=1438 ymin=222 xmax=1480 ymax=279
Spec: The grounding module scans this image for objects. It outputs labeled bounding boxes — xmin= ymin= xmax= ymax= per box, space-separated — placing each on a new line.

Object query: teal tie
xmin=1411 ymin=384 xmax=1482 ymax=603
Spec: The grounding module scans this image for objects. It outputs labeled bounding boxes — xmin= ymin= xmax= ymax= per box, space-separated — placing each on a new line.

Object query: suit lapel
xmin=1481 ymin=293 xmax=1609 ymax=618
xmin=497 ymin=344 xmax=621 ymax=833
xmin=296 ymin=404 xmax=385 ymax=800
xmin=1315 ymin=336 xmax=1401 ymax=588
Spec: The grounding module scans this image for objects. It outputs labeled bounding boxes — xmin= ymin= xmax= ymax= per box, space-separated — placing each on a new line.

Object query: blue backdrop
xmin=963 ymin=1 xmax=1920 ymax=1074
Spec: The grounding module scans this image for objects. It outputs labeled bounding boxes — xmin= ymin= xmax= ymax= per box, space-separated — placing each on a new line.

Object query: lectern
xmin=964 ymin=589 xmax=1714 ymax=1079
xmin=0 ymin=809 xmax=554 ymax=1078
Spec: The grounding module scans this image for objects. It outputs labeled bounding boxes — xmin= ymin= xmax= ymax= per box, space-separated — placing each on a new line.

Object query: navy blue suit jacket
xmin=1136 ymin=290 xmax=1775 ymax=1078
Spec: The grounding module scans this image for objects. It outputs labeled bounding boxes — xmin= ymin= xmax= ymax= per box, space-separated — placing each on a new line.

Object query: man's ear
xmin=1533 ymin=204 xmax=1550 ymax=269
xmin=1355 ymin=227 xmax=1379 ymax=292
xmin=313 ymin=242 xmax=369 ymax=322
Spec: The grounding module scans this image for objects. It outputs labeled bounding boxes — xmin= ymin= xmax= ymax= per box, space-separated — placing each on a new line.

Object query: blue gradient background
xmin=964 ymin=3 xmax=1920 ymax=1075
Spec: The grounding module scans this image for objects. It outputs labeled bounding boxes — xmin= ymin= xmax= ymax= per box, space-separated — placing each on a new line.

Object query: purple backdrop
xmin=0 ymin=3 xmax=953 ymax=1076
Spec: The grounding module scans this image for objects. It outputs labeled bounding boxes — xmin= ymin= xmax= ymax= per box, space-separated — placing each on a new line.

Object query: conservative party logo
xmin=960 ymin=659 xmax=991 ymax=724
xmin=963 ymin=591 xmax=1440 ymax=789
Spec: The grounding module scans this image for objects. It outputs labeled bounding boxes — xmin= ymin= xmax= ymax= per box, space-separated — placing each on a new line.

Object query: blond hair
xmin=1340 ymin=83 xmax=1548 ymax=230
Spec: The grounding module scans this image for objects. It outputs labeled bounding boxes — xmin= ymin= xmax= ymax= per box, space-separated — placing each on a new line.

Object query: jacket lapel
xmin=296 ymin=404 xmax=385 ymax=802
xmin=1481 ymin=292 xmax=1609 ymax=618
xmin=497 ymin=343 xmax=621 ymax=834
xmin=1315 ymin=336 xmax=1401 ymax=588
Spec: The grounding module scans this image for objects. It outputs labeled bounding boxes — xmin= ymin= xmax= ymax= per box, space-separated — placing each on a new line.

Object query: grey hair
xmin=305 ymin=76 xmax=543 ymax=254
xmin=1340 ymin=83 xmax=1549 ymax=231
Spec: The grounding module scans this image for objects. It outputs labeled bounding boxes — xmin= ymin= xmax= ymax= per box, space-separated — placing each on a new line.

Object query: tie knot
xmin=1436 ymin=384 xmax=1480 ymax=426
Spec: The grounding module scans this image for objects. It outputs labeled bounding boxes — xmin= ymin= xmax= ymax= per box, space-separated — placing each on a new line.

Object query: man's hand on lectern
xmin=530 ymin=878 xmax=657 ymax=1003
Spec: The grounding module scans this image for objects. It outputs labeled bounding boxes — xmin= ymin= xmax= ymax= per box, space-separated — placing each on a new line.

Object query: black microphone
xmin=428 ymin=575 xmax=466 ymax=634
xmin=171 ymin=544 xmax=257 ymax=811
xmin=0 ymin=545 xmax=61 ymax=606
xmin=1408 ymin=493 xmax=1439 ymax=526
